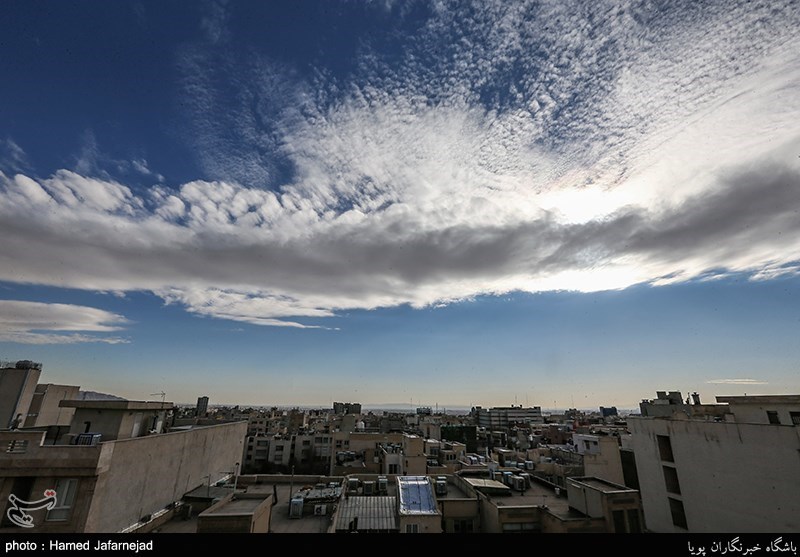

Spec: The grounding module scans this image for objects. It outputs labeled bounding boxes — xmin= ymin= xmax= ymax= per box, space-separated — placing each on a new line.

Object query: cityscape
xmin=1 ymin=359 xmax=799 ymax=535
xmin=1 ymin=0 xmax=799 ymax=539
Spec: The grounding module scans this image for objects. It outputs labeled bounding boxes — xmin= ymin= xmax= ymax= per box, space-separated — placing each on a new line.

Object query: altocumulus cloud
xmin=1 ymin=0 xmax=799 ymax=328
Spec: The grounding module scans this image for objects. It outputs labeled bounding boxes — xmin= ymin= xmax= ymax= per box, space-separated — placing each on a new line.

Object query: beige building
xmin=629 ymin=394 xmax=800 ymax=532
xmin=0 ymin=400 xmax=246 ymax=533
xmin=0 ymin=361 xmax=42 ymax=429
xmin=331 ymin=475 xmax=442 ymax=533
xmin=23 ymin=384 xmax=80 ymax=428
xmin=577 ymin=434 xmax=625 ymax=486
xmin=196 ymin=492 xmax=272 ymax=533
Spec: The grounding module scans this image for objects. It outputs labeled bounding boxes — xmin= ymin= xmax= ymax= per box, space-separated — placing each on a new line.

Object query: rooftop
xmin=201 ymin=497 xmax=265 ymax=515
xmin=716 ymin=395 xmax=800 ymax=405
xmin=59 ymin=400 xmax=175 ymax=410
xmin=568 ymin=477 xmax=636 ymax=494
xmin=397 ymin=476 xmax=438 ymax=515
xmin=333 ymin=496 xmax=397 ymax=531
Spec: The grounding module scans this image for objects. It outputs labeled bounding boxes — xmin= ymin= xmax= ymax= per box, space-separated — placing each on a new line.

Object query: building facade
xmin=629 ymin=395 xmax=800 ymax=532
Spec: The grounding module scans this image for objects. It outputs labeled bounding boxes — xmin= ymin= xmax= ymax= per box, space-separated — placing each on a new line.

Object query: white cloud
xmin=706 ymin=379 xmax=769 ymax=385
xmin=0 ymin=301 xmax=130 ymax=344
xmin=1 ymin=1 xmax=799 ymax=328
xmin=0 ymin=138 xmax=30 ymax=173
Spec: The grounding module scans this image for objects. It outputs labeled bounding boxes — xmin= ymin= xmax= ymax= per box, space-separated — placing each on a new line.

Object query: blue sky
xmin=1 ymin=0 xmax=799 ymax=408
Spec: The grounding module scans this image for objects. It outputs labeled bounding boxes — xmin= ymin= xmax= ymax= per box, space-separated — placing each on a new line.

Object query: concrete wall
xmin=0 ymin=368 xmax=40 ymax=428
xmin=726 ymin=402 xmax=800 ymax=426
xmin=438 ymin=498 xmax=479 ymax=525
xmin=83 ymin=421 xmax=247 ymax=532
xmin=567 ymin=482 xmax=604 ymax=518
xmin=68 ymin=408 xmax=167 ymax=442
xmin=0 ymin=431 xmax=101 ymax=533
xmin=24 ymin=384 xmax=79 ymax=428
xmin=398 ymin=513 xmax=441 ymax=533
xmin=541 ymin=511 xmax=605 ymax=533
xmin=197 ymin=494 xmax=272 ymax=533
xmin=583 ymin=436 xmax=625 ymax=485
xmin=629 ymin=417 xmax=800 ymax=532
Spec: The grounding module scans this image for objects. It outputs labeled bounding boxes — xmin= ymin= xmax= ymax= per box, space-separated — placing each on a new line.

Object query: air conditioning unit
xmin=363 ymin=481 xmax=375 ymax=495
xmin=314 ymin=504 xmax=327 ymax=516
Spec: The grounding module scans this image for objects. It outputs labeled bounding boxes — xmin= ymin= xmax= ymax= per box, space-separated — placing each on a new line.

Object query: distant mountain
xmin=77 ymin=390 xmax=127 ymax=401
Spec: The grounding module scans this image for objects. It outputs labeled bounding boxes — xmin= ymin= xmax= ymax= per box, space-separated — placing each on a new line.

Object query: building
xmin=0 ymin=399 xmax=246 ymax=533
xmin=196 ymin=492 xmax=272 ymax=533
xmin=332 ymin=402 xmax=361 ymax=415
xmin=196 ymin=396 xmax=209 ymax=418
xmin=396 ymin=476 xmax=441 ymax=533
xmin=23 ymin=384 xmax=80 ymax=428
xmin=474 ymin=406 xmax=543 ymax=429
xmin=331 ymin=475 xmax=441 ymax=533
xmin=629 ymin=394 xmax=800 ymax=532
xmin=0 ymin=360 xmax=42 ymax=429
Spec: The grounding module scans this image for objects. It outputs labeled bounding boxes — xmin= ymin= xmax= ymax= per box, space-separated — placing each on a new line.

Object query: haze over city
xmin=1 ymin=0 xmax=799 ymax=408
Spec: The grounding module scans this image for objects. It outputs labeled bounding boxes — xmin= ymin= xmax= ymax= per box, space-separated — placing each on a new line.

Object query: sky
xmin=1 ymin=0 xmax=799 ymax=409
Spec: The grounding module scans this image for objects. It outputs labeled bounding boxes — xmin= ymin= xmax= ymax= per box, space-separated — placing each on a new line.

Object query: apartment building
xmin=629 ymin=394 xmax=800 ymax=532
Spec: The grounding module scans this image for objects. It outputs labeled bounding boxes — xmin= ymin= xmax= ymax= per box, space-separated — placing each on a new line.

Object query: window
xmin=790 ymin=412 xmax=800 ymax=426
xmin=2 ymin=477 xmax=35 ymax=526
xmin=663 ymin=466 xmax=681 ymax=495
xmin=612 ymin=510 xmax=626 ymax=533
xmin=405 ymin=523 xmax=419 ymax=533
xmin=6 ymin=440 xmax=28 ymax=454
xmin=627 ymin=509 xmax=641 ymax=533
xmin=657 ymin=435 xmax=674 ymax=462
xmin=767 ymin=411 xmax=781 ymax=424
xmin=668 ymin=497 xmax=687 ymax=530
xmin=388 ymin=464 xmax=399 ymax=474
xmin=452 ymin=519 xmax=474 ymax=533
xmin=46 ymin=479 xmax=78 ymax=522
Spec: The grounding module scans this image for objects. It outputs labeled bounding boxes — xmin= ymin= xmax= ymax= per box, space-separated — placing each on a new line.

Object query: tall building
xmin=0 ymin=360 xmax=42 ymax=429
xmin=629 ymin=394 xmax=800 ymax=532
xmin=196 ymin=396 xmax=209 ymax=417
xmin=473 ymin=405 xmax=543 ymax=429
xmin=333 ymin=402 xmax=361 ymax=415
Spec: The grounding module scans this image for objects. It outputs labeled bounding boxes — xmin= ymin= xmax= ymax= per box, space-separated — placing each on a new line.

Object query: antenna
xmin=150 ymin=391 xmax=166 ymax=404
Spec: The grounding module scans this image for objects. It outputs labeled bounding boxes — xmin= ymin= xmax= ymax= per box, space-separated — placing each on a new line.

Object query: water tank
xmin=289 ymin=496 xmax=304 ymax=518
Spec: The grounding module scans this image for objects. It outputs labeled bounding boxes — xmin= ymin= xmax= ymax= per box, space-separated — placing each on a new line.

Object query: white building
xmin=629 ymin=394 xmax=800 ymax=532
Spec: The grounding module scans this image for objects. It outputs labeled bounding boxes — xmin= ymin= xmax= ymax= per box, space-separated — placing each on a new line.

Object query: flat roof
xmin=201 ymin=497 xmax=266 ymax=516
xmin=397 ymin=476 xmax=438 ymax=515
xmin=462 ymin=478 xmax=510 ymax=492
xmin=568 ymin=477 xmax=635 ymax=493
xmin=334 ymin=496 xmax=397 ymax=531
xmin=716 ymin=395 xmax=800 ymax=405
xmin=59 ymin=400 xmax=175 ymax=410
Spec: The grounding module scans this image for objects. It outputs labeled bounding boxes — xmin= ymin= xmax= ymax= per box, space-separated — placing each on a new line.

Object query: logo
xmin=6 ymin=490 xmax=57 ymax=528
